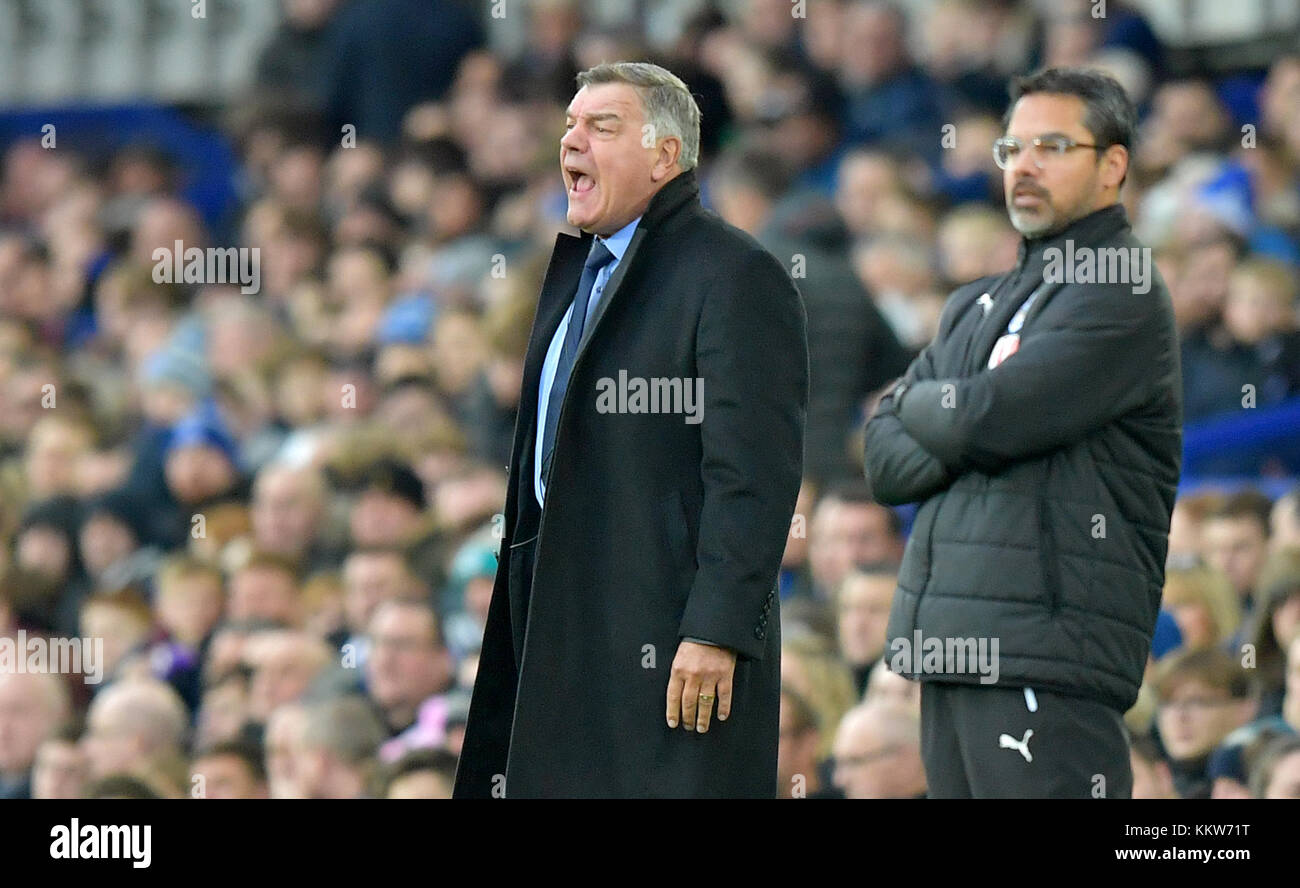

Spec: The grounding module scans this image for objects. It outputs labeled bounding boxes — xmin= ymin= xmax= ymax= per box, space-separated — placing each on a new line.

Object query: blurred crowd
xmin=0 ymin=0 xmax=1298 ymax=799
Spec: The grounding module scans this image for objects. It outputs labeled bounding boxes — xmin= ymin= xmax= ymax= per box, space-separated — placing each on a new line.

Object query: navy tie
xmin=540 ymin=239 xmax=615 ymax=485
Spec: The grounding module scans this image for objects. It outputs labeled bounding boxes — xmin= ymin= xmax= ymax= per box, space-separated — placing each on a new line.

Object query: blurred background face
xmin=1224 ymin=273 xmax=1288 ymax=344
xmin=809 ymin=501 xmax=901 ymax=594
xmin=1276 ymin=596 xmax=1300 ymax=660
xmin=1166 ymin=599 xmax=1215 ymax=648
xmin=246 ymin=634 xmax=327 ymax=721
xmin=1265 ymin=750 xmax=1300 ymax=798
xmin=560 ymin=82 xmax=666 ymax=236
xmin=831 ymin=712 xmax=921 ymax=799
xmin=776 ymin=695 xmax=820 ymax=795
xmin=0 ymin=674 xmax=63 ymax=777
xmin=196 ymin=681 xmax=248 ymax=749
xmin=365 ymin=604 xmax=451 ymax=714
xmin=228 ymin=566 xmax=298 ymax=625
xmin=264 ymin=706 xmax=307 ymax=799
xmin=191 ymin=754 xmax=267 ymax=799
xmin=343 ymin=551 xmax=415 ymax=633
xmin=350 ymin=491 xmax=421 ymax=546
xmin=1202 ymin=517 xmax=1268 ymax=600
xmin=80 ymin=603 xmax=150 ymax=679
xmin=16 ymin=526 xmax=70 ymax=578
xmin=79 ymin=514 xmax=136 ymax=577
xmin=836 ymin=573 xmax=895 ymax=666
xmin=165 ymin=445 xmax=236 ymax=503
xmin=157 ymin=575 xmax=224 ymax=647
xmin=1156 ymin=680 xmax=1247 ymax=761
xmin=31 ymin=739 xmax=87 ymax=799
xmin=25 ymin=421 xmax=90 ymax=498
xmin=252 ymin=468 xmax=323 ymax=557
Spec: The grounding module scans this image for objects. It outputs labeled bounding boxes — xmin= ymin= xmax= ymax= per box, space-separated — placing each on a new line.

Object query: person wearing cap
xmin=455 ymin=62 xmax=807 ymax=798
xmin=159 ymin=400 xmax=248 ymax=548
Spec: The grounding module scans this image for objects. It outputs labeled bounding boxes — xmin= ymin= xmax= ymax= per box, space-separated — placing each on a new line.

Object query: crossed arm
xmin=865 ymin=282 xmax=1159 ymax=497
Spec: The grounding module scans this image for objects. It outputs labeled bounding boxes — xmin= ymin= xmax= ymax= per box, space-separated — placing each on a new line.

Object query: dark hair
xmin=1005 ymin=67 xmax=1137 ymax=151
xmin=711 ymin=144 xmax=793 ymax=203
xmin=85 ymin=775 xmax=163 ymax=800
xmin=194 ymin=738 xmax=268 ymax=785
xmin=1005 ymin=67 xmax=1137 ymax=185
xmin=1207 ymin=488 xmax=1274 ymax=535
xmin=1153 ymin=647 xmax=1254 ymax=702
xmin=819 ymin=481 xmax=903 ymax=538
xmin=378 ymin=747 xmax=460 ymax=796
xmin=1250 ymin=733 xmax=1300 ymax=798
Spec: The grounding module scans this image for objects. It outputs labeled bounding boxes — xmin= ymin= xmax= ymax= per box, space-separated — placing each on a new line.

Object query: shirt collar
xmin=595 ymin=215 xmax=641 ymax=262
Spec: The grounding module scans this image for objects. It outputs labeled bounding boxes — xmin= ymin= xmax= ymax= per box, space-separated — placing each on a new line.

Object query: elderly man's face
xmin=0 ymin=674 xmax=62 ymax=775
xmin=561 ymin=83 xmax=673 ymax=237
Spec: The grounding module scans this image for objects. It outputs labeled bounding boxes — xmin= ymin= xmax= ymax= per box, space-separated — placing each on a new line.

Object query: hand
xmin=665 ymin=640 xmax=737 ymax=733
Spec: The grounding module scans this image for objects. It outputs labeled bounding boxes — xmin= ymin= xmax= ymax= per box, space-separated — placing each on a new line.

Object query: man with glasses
xmin=1153 ymin=648 xmax=1256 ymax=799
xmin=831 ymin=700 xmax=926 ymax=799
xmin=864 ymin=68 xmax=1182 ymax=797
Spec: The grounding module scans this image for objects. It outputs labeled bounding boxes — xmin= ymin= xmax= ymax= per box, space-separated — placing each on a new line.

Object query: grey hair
xmin=575 ymin=61 xmax=702 ymax=171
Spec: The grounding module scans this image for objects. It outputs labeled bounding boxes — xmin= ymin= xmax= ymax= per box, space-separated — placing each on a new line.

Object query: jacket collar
xmin=637 ymin=167 xmax=700 ymax=232
xmin=1015 ymin=203 xmax=1130 ymax=275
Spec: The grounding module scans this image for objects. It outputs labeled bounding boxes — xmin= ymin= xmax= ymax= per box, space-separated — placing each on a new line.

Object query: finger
xmin=716 ymin=675 xmax=734 ymax=722
xmin=695 ymin=683 xmax=717 ymax=733
xmin=666 ymin=674 xmax=683 ymax=728
xmin=680 ymin=677 xmax=701 ymax=731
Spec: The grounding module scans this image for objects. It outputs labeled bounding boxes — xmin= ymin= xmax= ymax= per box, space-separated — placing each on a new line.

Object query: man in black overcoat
xmin=453 ymin=61 xmax=808 ymax=798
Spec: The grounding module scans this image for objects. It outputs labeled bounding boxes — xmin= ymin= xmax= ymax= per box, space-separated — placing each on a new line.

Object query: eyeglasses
xmin=833 ymin=744 xmax=900 ymax=769
xmin=1157 ymin=696 xmax=1233 ymax=714
xmin=993 ymin=135 xmax=1103 ymax=170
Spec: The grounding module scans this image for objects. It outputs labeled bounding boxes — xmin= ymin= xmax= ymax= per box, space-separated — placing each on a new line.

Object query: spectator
xmin=777 ymin=686 xmax=839 ymax=799
xmin=835 ymin=563 xmax=897 ymax=696
xmin=1271 ymin=486 xmax=1300 ymax=552
xmin=1151 ymin=648 xmax=1257 ymax=798
xmin=0 ymin=672 xmax=71 ymax=799
xmin=1202 ymin=490 xmax=1274 ymax=611
xmin=30 ymin=726 xmax=89 ymax=800
xmin=80 ymin=678 xmax=189 ymax=792
xmin=807 ymin=482 xmax=905 ymax=599
xmin=379 ymin=747 xmax=458 ymax=799
xmin=1160 ymin=565 xmax=1242 ymax=651
xmin=293 ymin=695 xmax=387 ymax=799
xmin=1251 ymin=733 xmax=1300 ymax=798
xmin=365 ymin=600 xmax=455 ymax=746
xmin=831 ymin=700 xmax=927 ymax=799
xmin=191 ymin=738 xmax=270 ymax=799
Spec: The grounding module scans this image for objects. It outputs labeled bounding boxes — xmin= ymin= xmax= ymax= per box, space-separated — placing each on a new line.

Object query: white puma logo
xmin=999 ymin=729 xmax=1034 ymax=762
xmin=977 ymin=292 xmax=994 ymax=315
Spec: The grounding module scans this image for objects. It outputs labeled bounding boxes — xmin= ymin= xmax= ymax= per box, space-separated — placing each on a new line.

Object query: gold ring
xmin=698 ymin=694 xmax=715 ymax=703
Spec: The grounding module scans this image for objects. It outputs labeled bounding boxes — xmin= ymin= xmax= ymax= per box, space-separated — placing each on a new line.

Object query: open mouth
xmin=565 ymin=164 xmax=596 ymax=195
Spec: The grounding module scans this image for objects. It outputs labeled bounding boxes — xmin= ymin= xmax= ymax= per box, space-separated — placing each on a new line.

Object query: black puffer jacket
xmin=863 ymin=205 xmax=1182 ymax=712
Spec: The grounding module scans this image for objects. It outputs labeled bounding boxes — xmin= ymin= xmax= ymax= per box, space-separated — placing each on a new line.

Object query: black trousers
xmin=919 ymin=681 xmax=1132 ymax=799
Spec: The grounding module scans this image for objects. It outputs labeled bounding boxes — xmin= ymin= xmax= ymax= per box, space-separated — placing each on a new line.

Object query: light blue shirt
xmin=535 ymin=216 xmax=642 ymax=507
